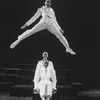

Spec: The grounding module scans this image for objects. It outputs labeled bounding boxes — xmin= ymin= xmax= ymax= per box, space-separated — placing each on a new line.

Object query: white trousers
xmin=10 ymin=20 xmax=70 ymax=50
xmin=38 ymin=79 xmax=53 ymax=98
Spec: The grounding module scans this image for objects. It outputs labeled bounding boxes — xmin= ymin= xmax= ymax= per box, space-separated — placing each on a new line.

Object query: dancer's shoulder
xmin=50 ymin=7 xmax=53 ymax=11
xmin=40 ymin=6 xmax=45 ymax=10
xmin=49 ymin=60 xmax=53 ymax=64
xmin=37 ymin=7 xmax=42 ymax=12
xmin=40 ymin=6 xmax=53 ymax=11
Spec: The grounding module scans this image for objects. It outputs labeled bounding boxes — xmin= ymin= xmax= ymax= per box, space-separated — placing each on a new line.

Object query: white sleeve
xmin=50 ymin=61 xmax=57 ymax=89
xmin=25 ymin=8 xmax=42 ymax=26
xmin=33 ymin=61 xmax=40 ymax=89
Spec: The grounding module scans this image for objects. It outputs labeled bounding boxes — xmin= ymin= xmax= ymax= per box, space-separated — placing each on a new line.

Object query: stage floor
xmin=0 ymin=90 xmax=100 ymax=100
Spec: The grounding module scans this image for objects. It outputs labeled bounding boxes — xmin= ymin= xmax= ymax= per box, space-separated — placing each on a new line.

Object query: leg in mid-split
xmin=47 ymin=24 xmax=76 ymax=55
xmin=10 ymin=22 xmax=47 ymax=49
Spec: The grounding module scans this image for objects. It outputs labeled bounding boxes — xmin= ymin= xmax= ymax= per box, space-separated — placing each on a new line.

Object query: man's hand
xmin=34 ymin=88 xmax=40 ymax=94
xmin=21 ymin=24 xmax=27 ymax=29
xmin=59 ymin=29 xmax=64 ymax=34
xmin=52 ymin=88 xmax=57 ymax=94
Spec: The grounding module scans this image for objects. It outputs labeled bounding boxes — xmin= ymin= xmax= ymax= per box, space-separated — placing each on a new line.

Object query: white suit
xmin=33 ymin=60 xmax=57 ymax=98
xmin=10 ymin=6 xmax=76 ymax=55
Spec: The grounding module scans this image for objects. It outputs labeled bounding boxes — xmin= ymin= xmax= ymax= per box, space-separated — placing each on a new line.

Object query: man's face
xmin=43 ymin=54 xmax=48 ymax=60
xmin=45 ymin=0 xmax=51 ymax=7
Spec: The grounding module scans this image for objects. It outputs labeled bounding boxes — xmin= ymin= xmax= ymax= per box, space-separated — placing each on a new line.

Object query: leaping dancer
xmin=10 ymin=0 xmax=76 ymax=55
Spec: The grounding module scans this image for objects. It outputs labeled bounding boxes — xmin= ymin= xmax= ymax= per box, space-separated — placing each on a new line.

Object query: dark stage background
xmin=0 ymin=0 xmax=100 ymax=100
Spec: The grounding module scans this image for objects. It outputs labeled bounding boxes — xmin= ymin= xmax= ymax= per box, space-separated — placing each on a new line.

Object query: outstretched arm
xmin=21 ymin=8 xmax=42 ymax=29
xmin=33 ymin=61 xmax=40 ymax=89
xmin=50 ymin=62 xmax=57 ymax=90
xmin=26 ymin=8 xmax=42 ymax=26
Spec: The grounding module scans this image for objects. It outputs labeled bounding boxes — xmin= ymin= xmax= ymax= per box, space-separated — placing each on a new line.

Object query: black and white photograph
xmin=0 ymin=0 xmax=100 ymax=100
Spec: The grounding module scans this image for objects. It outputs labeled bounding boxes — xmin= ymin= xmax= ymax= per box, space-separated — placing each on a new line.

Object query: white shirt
xmin=33 ymin=60 xmax=57 ymax=89
xmin=41 ymin=6 xmax=54 ymax=18
xmin=25 ymin=6 xmax=61 ymax=30
xmin=40 ymin=6 xmax=58 ymax=26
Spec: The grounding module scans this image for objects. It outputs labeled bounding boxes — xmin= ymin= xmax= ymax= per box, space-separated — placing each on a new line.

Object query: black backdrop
xmin=0 ymin=0 xmax=100 ymax=73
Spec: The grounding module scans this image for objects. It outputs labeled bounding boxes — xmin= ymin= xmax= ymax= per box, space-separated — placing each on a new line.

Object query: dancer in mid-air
xmin=33 ymin=51 xmax=57 ymax=100
xmin=10 ymin=0 xmax=76 ymax=55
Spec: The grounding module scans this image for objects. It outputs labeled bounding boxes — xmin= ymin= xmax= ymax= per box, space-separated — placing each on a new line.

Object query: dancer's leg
xmin=10 ymin=22 xmax=47 ymax=49
xmin=45 ymin=81 xmax=52 ymax=100
xmin=39 ymin=81 xmax=50 ymax=100
xmin=39 ymin=81 xmax=46 ymax=100
xmin=47 ymin=25 xmax=76 ymax=55
xmin=47 ymin=82 xmax=52 ymax=96
xmin=42 ymin=95 xmax=46 ymax=100
xmin=46 ymin=95 xmax=51 ymax=100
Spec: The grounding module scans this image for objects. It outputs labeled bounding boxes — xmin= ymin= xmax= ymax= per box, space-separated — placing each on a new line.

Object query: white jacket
xmin=33 ymin=60 xmax=57 ymax=90
xmin=25 ymin=6 xmax=61 ymax=30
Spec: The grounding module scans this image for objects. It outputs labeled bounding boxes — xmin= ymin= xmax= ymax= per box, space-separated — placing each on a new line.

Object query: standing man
xmin=33 ymin=51 xmax=57 ymax=100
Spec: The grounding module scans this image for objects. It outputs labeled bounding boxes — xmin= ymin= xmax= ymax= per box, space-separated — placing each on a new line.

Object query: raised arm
xmin=33 ymin=61 xmax=40 ymax=89
xmin=26 ymin=8 xmax=42 ymax=26
xmin=21 ymin=8 xmax=42 ymax=29
xmin=50 ymin=61 xmax=57 ymax=90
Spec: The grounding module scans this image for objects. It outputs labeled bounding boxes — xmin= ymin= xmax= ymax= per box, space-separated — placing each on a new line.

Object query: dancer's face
xmin=45 ymin=0 xmax=51 ymax=8
xmin=42 ymin=52 xmax=48 ymax=61
xmin=43 ymin=54 xmax=48 ymax=60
